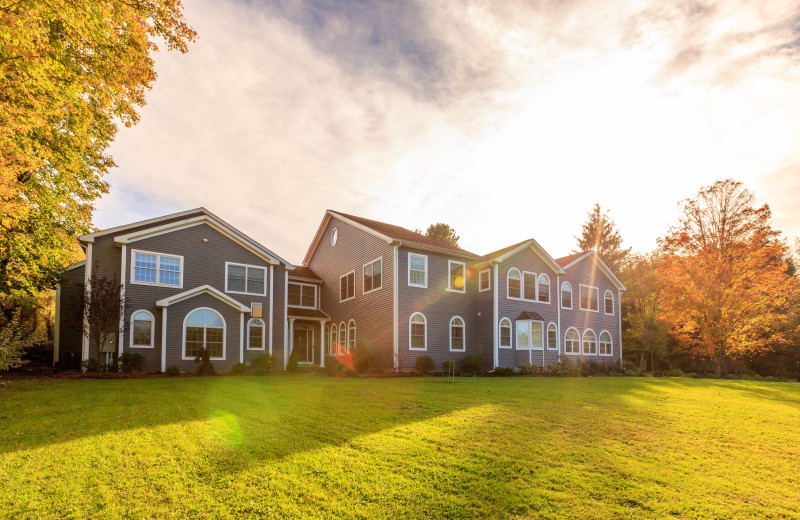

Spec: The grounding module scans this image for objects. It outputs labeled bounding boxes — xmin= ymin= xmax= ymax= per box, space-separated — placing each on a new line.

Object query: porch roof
xmin=287 ymin=307 xmax=331 ymax=321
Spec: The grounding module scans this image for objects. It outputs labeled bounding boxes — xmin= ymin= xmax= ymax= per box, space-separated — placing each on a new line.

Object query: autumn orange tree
xmin=0 ymin=0 xmax=196 ymax=297
xmin=658 ymin=180 xmax=800 ymax=376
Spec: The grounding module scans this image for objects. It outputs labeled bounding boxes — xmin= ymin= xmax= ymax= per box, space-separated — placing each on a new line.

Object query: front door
xmin=293 ymin=328 xmax=314 ymax=364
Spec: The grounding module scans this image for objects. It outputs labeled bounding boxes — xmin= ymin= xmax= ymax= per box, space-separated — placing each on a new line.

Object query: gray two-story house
xmin=55 ymin=208 xmax=625 ymax=373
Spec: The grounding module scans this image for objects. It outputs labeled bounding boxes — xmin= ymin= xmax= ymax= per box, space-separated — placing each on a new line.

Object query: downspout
xmin=618 ymin=289 xmax=623 ymax=369
xmin=119 ymin=244 xmax=126 ymax=361
xmin=269 ymin=265 xmax=274 ymax=355
xmin=556 ymin=274 xmax=561 ymax=359
xmin=492 ymin=262 xmax=499 ymax=369
xmin=393 ymin=242 xmax=400 ymax=372
xmin=82 ymin=242 xmax=93 ymax=362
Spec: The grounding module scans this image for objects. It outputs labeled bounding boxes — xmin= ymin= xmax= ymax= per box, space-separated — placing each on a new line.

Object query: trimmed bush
xmin=229 ymin=362 xmax=247 ymax=375
xmin=194 ymin=348 xmax=216 ymax=375
xmin=286 ymin=349 xmax=300 ymax=372
xmin=120 ymin=352 xmax=145 ymax=373
xmin=519 ymin=363 xmax=543 ymax=376
xmin=165 ymin=365 xmax=181 ymax=377
xmin=250 ymin=354 xmax=274 ymax=375
xmin=415 ymin=355 xmax=435 ymax=374
xmin=460 ymin=354 xmax=483 ymax=376
xmin=491 ymin=367 xmax=516 ymax=377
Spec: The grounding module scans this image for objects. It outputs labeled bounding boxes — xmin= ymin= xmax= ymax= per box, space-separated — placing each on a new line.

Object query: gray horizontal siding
xmin=57 ymin=266 xmax=85 ymax=369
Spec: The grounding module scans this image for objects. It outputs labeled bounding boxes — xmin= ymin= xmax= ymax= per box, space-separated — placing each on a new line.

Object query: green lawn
xmin=1 ymin=376 xmax=799 ymax=519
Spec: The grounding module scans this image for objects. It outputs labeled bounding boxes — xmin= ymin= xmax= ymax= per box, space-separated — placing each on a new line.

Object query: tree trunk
xmin=715 ymin=349 xmax=726 ymax=377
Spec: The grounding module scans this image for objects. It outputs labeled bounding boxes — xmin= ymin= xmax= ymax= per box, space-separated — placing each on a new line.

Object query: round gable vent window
xmin=331 ymin=228 xmax=338 ymax=246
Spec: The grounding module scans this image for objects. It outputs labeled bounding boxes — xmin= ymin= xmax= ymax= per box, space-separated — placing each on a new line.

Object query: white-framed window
xmin=579 ymin=285 xmax=599 ymax=312
xmin=339 ymin=321 xmax=347 ymax=353
xmin=561 ymin=282 xmax=572 ymax=309
xmin=479 ymin=269 xmax=490 ymax=292
xmin=288 ymin=282 xmax=316 ymax=308
xmin=599 ymin=331 xmax=613 ymax=356
xmin=130 ymin=310 xmax=154 ymax=348
xmin=247 ymin=318 xmax=265 ymax=350
xmin=408 ymin=253 xmax=428 ymax=288
xmin=131 ymin=249 xmax=183 ymax=288
xmin=582 ymin=329 xmax=597 ymax=355
xmin=547 ymin=322 xmax=558 ymax=350
xmin=516 ymin=320 xmax=544 ymax=350
xmin=538 ymin=274 xmax=550 ymax=303
xmin=564 ymin=328 xmax=580 ymax=354
xmin=331 ymin=228 xmax=338 ymax=246
xmin=507 ymin=268 xmax=521 ymax=299
xmin=604 ymin=290 xmax=614 ymax=315
xmin=409 ymin=313 xmax=427 ymax=350
xmin=340 ymin=270 xmax=355 ymax=302
xmin=499 ymin=318 xmax=512 ymax=349
xmin=183 ymin=308 xmax=225 ymax=360
xmin=363 ymin=257 xmax=382 ymax=294
xmin=330 ymin=324 xmax=338 ymax=356
xmin=348 ymin=320 xmax=356 ymax=351
xmin=448 ymin=260 xmax=466 ymax=293
xmin=225 ymin=262 xmax=266 ymax=296
xmin=450 ymin=316 xmax=465 ymax=351
xmin=523 ymin=271 xmax=537 ymax=301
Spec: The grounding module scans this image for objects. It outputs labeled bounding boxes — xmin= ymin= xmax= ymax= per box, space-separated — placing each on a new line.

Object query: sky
xmin=95 ymin=0 xmax=800 ymax=264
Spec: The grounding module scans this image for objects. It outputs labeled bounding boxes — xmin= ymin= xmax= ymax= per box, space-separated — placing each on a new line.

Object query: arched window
xmin=507 ymin=268 xmax=521 ymax=299
xmin=409 ymin=313 xmax=427 ymax=350
xmin=348 ymin=320 xmax=356 ymax=351
xmin=339 ymin=321 xmax=346 ymax=353
xmin=499 ymin=318 xmax=512 ymax=348
xmin=604 ymin=291 xmax=614 ymax=315
xmin=450 ymin=316 xmax=465 ymax=351
xmin=561 ymin=282 xmax=572 ymax=309
xmin=547 ymin=323 xmax=558 ymax=350
xmin=130 ymin=310 xmax=154 ymax=348
xmin=564 ymin=328 xmax=580 ymax=354
xmin=599 ymin=331 xmax=613 ymax=356
xmin=330 ymin=324 xmax=337 ymax=355
xmin=247 ymin=318 xmax=265 ymax=350
xmin=537 ymin=274 xmax=550 ymax=303
xmin=582 ymin=329 xmax=597 ymax=355
xmin=183 ymin=308 xmax=225 ymax=359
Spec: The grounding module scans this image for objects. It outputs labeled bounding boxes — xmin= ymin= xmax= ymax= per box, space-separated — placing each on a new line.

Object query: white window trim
xmin=348 ymin=319 xmax=356 ymax=351
xmin=499 ymin=317 xmax=512 ymax=349
xmin=522 ymin=270 xmax=537 ymax=301
xmin=408 ymin=253 xmax=428 ymax=288
xmin=478 ymin=269 xmax=490 ymax=292
xmin=409 ymin=312 xmax=427 ymax=351
xmin=448 ymin=260 xmax=467 ymax=293
xmin=547 ymin=322 xmax=558 ymax=351
xmin=599 ymin=330 xmax=613 ymax=357
xmin=181 ymin=307 xmax=226 ymax=361
xmin=449 ymin=316 xmax=466 ymax=352
xmin=130 ymin=249 xmax=184 ymax=288
xmin=129 ymin=309 xmax=155 ymax=348
xmin=330 ymin=324 xmax=338 ymax=356
xmin=582 ymin=328 xmax=598 ymax=356
xmin=604 ymin=290 xmax=615 ymax=316
xmin=560 ymin=282 xmax=573 ymax=310
xmin=338 ymin=321 xmax=347 ymax=355
xmin=224 ymin=261 xmax=267 ymax=296
xmin=331 ymin=227 xmax=338 ymax=246
xmin=564 ymin=327 xmax=581 ymax=355
xmin=507 ymin=268 xmax=522 ymax=300
xmin=339 ymin=270 xmax=355 ymax=303
xmin=537 ymin=274 xmax=551 ymax=304
xmin=363 ymin=256 xmax=383 ymax=295
xmin=579 ymin=284 xmax=600 ymax=312
xmin=287 ymin=281 xmax=317 ymax=309
xmin=246 ymin=318 xmax=266 ymax=350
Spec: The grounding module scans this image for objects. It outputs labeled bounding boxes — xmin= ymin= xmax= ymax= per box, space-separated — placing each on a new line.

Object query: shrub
xmin=250 ymin=354 xmax=274 ymax=375
xmin=665 ymin=368 xmax=685 ymax=378
xmin=519 ymin=363 xmax=543 ymax=376
xmin=229 ymin=362 xmax=247 ymax=375
xmin=626 ymin=369 xmax=643 ymax=377
xmin=321 ymin=357 xmax=345 ymax=375
xmin=286 ymin=348 xmax=300 ymax=372
xmin=491 ymin=366 xmax=516 ymax=377
xmin=415 ymin=355 xmax=435 ymax=374
xmin=165 ymin=365 xmax=181 ymax=377
xmin=353 ymin=346 xmax=381 ymax=374
xmin=460 ymin=354 xmax=483 ymax=376
xmin=194 ymin=348 xmax=216 ymax=375
xmin=547 ymin=356 xmax=578 ymax=377
xmin=120 ymin=352 xmax=145 ymax=373
xmin=81 ymin=358 xmax=99 ymax=373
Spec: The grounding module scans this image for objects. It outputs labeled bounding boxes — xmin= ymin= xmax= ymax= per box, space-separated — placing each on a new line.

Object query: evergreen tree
xmin=573 ymin=204 xmax=630 ymax=273
xmin=415 ymin=223 xmax=460 ymax=247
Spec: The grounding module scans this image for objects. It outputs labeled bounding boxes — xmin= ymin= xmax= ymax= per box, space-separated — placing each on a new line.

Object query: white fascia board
xmin=562 ymin=252 xmax=626 ymax=291
xmin=156 ymin=284 xmax=250 ymax=312
xmin=487 ymin=239 xmax=565 ymax=274
xmin=79 ymin=208 xmax=206 ymax=243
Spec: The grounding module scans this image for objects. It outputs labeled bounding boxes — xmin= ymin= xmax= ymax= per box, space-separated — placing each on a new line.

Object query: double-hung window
xmin=132 ymin=250 xmax=183 ymax=287
xmin=340 ymin=271 xmax=355 ymax=302
xmin=479 ymin=269 xmax=490 ymax=292
xmin=499 ymin=318 xmax=512 ymax=348
xmin=363 ymin=258 xmax=382 ymax=294
xmin=507 ymin=269 xmax=521 ymax=299
xmin=408 ymin=253 xmax=427 ymax=288
xmin=448 ymin=261 xmax=466 ymax=293
xmin=579 ymin=285 xmax=599 ymax=311
xmin=523 ymin=272 xmax=536 ymax=301
xmin=226 ymin=263 xmax=266 ymax=295
xmin=288 ymin=283 xmax=316 ymax=307
xmin=604 ymin=291 xmax=614 ymax=315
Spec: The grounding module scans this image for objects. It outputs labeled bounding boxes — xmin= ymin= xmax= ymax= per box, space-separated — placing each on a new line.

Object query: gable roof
xmin=303 ymin=210 xmax=480 ymax=264
xmin=555 ymin=251 xmax=626 ymax=291
xmin=516 ymin=311 xmax=545 ymax=321
xmin=80 ymin=208 xmax=293 ymax=268
xmin=477 ymin=238 xmax=565 ymax=274
xmin=289 ymin=265 xmax=322 ymax=283
xmin=155 ymin=284 xmax=250 ymax=312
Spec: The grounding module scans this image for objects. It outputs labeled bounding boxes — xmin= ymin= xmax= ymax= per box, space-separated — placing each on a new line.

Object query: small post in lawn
xmin=447 ymin=359 xmax=455 ymax=384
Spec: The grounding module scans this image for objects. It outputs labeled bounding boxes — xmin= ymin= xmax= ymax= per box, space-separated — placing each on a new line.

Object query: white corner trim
xmin=269 ymin=265 xmax=274 ymax=355
xmin=161 ymin=307 xmax=168 ymax=372
xmin=393 ymin=245 xmax=399 ymax=371
xmin=82 ymin=243 xmax=92 ymax=362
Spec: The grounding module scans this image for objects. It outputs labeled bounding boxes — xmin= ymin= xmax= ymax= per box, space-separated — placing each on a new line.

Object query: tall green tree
xmin=416 ymin=223 xmax=460 ymax=247
xmin=573 ymin=203 xmax=630 ymax=273
xmin=0 ymin=0 xmax=196 ymax=296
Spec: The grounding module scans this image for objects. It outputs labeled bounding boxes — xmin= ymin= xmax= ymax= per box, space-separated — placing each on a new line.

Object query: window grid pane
xmin=134 ymin=253 xmax=157 ymax=283
xmin=288 ymin=284 xmax=301 ymax=306
xmin=206 ymin=327 xmax=224 ymax=358
xmin=249 ymin=323 xmax=263 ymax=348
xmin=186 ymin=327 xmax=204 ymax=358
xmin=228 ymin=265 xmax=246 ymax=293
xmin=133 ymin=320 xmax=152 ymax=346
xmin=523 ymin=273 xmax=536 ymax=300
xmin=247 ymin=267 xmax=265 ymax=294
xmin=302 ymin=285 xmax=315 ymax=307
xmin=411 ymin=323 xmax=425 ymax=348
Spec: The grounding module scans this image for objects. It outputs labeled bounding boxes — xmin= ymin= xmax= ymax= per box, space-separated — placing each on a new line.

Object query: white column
xmin=492 ymin=262 xmax=499 ymax=369
xmin=82 ymin=243 xmax=93 ymax=362
xmin=286 ymin=317 xmax=295 ymax=371
xmin=239 ymin=312 xmax=244 ymax=363
xmin=393 ymin=244 xmax=399 ymax=372
xmin=320 ymin=320 xmax=327 ymax=368
xmin=283 ymin=274 xmax=289 ymax=368
xmin=118 ymin=244 xmax=126 ymax=360
xmin=161 ymin=307 xmax=168 ymax=372
xmin=618 ymin=289 xmax=623 ymax=368
xmin=556 ymin=274 xmax=561 ymax=358
xmin=268 ymin=265 xmax=274 ymax=355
